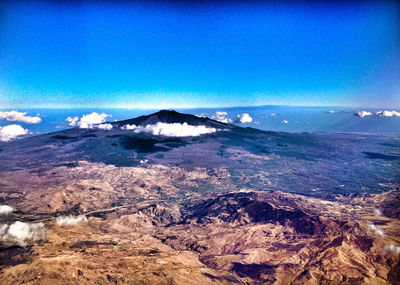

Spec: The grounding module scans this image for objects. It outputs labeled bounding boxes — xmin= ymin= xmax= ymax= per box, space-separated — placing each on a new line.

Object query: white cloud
xmin=66 ymin=116 xmax=79 ymax=126
xmin=373 ymin=208 xmax=382 ymax=217
xmin=66 ymin=112 xmax=111 ymax=129
xmin=368 ymin=224 xmax=385 ymax=237
xmin=0 ymin=205 xmax=14 ymax=215
xmin=219 ymin=118 xmax=232 ymax=124
xmin=0 ymin=221 xmax=47 ymax=247
xmin=0 ymin=124 xmax=29 ymax=142
xmin=133 ymin=122 xmax=217 ymax=137
xmin=121 ymin=124 xmax=137 ymax=130
xmin=236 ymin=113 xmax=253 ymax=123
xmin=355 ymin=110 xmax=400 ymax=118
xmin=271 ymin=113 xmax=277 ymax=117
xmin=218 ymin=118 xmax=232 ymax=123
xmin=384 ymin=244 xmax=400 ymax=255
xmin=282 ymin=120 xmax=289 ymax=124
xmin=56 ymin=215 xmax=88 ymax=226
xmin=0 ymin=111 xmax=41 ymax=124
xmin=355 ymin=111 xmax=373 ymax=118
xmin=375 ymin=110 xmax=400 ymax=117
xmin=97 ymin=123 xmax=113 ymax=130
xmin=212 ymin=111 xmax=233 ymax=124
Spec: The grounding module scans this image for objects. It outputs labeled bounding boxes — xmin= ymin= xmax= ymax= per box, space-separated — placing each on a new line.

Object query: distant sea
xmin=1 ymin=106 xmax=399 ymax=135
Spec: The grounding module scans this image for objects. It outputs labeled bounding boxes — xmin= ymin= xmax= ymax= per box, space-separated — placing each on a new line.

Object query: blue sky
xmin=0 ymin=1 xmax=399 ymax=108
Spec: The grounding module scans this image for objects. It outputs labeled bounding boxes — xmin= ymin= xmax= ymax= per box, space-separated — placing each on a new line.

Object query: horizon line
xmin=1 ymin=104 xmax=399 ymax=110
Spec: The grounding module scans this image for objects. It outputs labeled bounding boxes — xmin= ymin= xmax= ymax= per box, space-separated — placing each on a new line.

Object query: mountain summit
xmin=113 ymin=110 xmax=233 ymax=129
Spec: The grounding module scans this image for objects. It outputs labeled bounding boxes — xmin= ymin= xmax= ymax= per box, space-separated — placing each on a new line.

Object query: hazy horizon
xmin=2 ymin=103 xmax=400 ymax=110
xmin=1 ymin=106 xmax=399 ymax=137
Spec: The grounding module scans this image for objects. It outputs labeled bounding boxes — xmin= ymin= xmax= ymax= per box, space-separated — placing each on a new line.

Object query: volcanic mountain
xmin=0 ymin=110 xmax=397 ymax=198
xmin=112 ymin=109 xmax=233 ymax=129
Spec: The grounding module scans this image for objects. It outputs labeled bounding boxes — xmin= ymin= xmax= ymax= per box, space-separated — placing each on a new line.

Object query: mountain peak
xmin=113 ymin=110 xmax=233 ymax=129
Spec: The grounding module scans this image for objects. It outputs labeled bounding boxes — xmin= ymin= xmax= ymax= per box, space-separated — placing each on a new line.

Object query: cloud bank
xmin=375 ymin=110 xmax=400 ymax=117
xmin=355 ymin=110 xmax=400 ymax=118
xmin=0 ymin=221 xmax=47 ymax=247
xmin=66 ymin=112 xmax=112 ymax=129
xmin=0 ymin=124 xmax=29 ymax=142
xmin=0 ymin=205 xmax=14 ymax=215
xmin=123 ymin=122 xmax=217 ymax=137
xmin=56 ymin=215 xmax=88 ymax=226
xmin=236 ymin=113 xmax=253 ymax=123
xmin=0 ymin=111 xmax=41 ymax=124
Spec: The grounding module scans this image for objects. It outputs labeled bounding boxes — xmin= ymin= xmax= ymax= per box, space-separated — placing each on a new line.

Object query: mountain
xmin=0 ymin=110 xmax=399 ymax=284
xmin=0 ymin=110 xmax=396 ymax=198
xmin=112 ymin=109 xmax=234 ymax=129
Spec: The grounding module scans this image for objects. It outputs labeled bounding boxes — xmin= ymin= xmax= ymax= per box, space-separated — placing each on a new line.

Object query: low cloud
xmin=212 ymin=111 xmax=232 ymax=123
xmin=66 ymin=112 xmax=111 ymax=129
xmin=56 ymin=215 xmax=88 ymax=226
xmin=355 ymin=110 xmax=400 ymax=118
xmin=0 ymin=124 xmax=29 ymax=142
xmin=368 ymin=224 xmax=385 ymax=237
xmin=376 ymin=110 xmax=400 ymax=117
xmin=218 ymin=118 xmax=232 ymax=124
xmin=281 ymin=120 xmax=289 ymax=124
xmin=0 ymin=221 xmax=47 ymax=247
xmin=97 ymin=123 xmax=113 ymax=130
xmin=132 ymin=122 xmax=217 ymax=137
xmin=236 ymin=113 xmax=253 ymax=123
xmin=0 ymin=111 xmax=41 ymax=124
xmin=355 ymin=111 xmax=373 ymax=118
xmin=373 ymin=208 xmax=382 ymax=217
xmin=384 ymin=244 xmax=400 ymax=255
xmin=121 ymin=124 xmax=137 ymax=130
xmin=66 ymin=116 xmax=79 ymax=126
xmin=0 ymin=205 xmax=14 ymax=215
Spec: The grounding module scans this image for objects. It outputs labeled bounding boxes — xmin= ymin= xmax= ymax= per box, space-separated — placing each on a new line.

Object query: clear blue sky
xmin=0 ymin=1 xmax=399 ymax=108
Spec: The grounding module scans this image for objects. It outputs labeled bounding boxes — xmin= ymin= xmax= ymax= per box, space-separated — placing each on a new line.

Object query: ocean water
xmin=0 ymin=106 xmax=399 ymax=135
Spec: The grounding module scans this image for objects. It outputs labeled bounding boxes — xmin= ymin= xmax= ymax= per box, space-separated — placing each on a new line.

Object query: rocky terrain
xmin=0 ymin=111 xmax=399 ymax=284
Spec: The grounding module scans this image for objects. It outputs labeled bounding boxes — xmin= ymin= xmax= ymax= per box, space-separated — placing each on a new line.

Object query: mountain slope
xmin=112 ymin=109 xmax=234 ymax=129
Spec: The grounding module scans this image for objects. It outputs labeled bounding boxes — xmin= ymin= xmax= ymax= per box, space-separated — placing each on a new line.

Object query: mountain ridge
xmin=111 ymin=110 xmax=234 ymax=129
